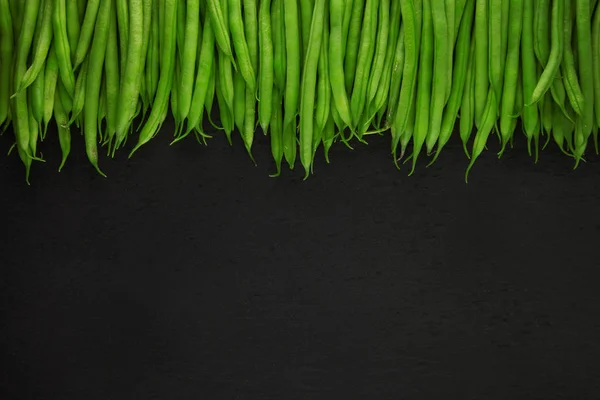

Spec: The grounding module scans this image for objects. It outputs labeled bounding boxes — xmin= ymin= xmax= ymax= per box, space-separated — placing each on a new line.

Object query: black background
xmin=2 ymin=119 xmax=600 ymax=399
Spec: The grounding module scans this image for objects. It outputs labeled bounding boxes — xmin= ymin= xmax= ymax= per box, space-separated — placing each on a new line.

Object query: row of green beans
xmin=1 ymin=0 xmax=599 ymax=183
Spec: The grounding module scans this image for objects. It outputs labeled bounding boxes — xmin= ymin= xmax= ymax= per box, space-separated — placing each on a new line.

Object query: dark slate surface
xmin=2 ymin=118 xmax=600 ymax=399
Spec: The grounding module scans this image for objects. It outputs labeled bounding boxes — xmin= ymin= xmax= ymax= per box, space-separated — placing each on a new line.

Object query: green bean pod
xmin=258 ymin=0 xmax=274 ymax=132
xmin=282 ymin=0 xmax=301 ymax=168
xmin=271 ymin=0 xmax=286 ymax=93
xmin=425 ymin=0 xmax=450 ymax=154
xmin=73 ymin=0 xmax=100 ymax=70
xmin=460 ymin=35 xmax=476 ymax=157
xmin=66 ymin=0 xmax=80 ymax=61
xmin=473 ymin=0 xmax=488 ymax=126
xmin=42 ymin=45 xmax=58 ymax=140
xmin=329 ymin=0 xmax=354 ymax=129
xmin=54 ymin=86 xmax=71 ymax=172
xmin=521 ymin=0 xmax=540 ymax=153
xmin=19 ymin=0 xmax=53 ymax=93
xmin=130 ymin=0 xmax=178 ymax=156
xmin=0 ymin=0 xmax=13 ymax=129
xmin=299 ymin=0 xmax=325 ymax=178
xmin=53 ymin=0 xmax=76 ymax=97
xmin=229 ymin=0 xmax=256 ymax=92
xmin=84 ymin=0 xmax=111 ymax=176
xmin=408 ymin=0 xmax=433 ymax=174
xmin=343 ymin=0 xmax=365 ymax=93
xmin=498 ymin=0 xmax=523 ymax=154
xmin=269 ymin=87 xmax=283 ymax=176
xmin=574 ymin=0 xmax=594 ymax=161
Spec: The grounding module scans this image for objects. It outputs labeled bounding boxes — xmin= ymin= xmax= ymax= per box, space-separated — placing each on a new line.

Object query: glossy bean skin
xmin=83 ymin=0 xmax=111 ymax=176
xmin=258 ymin=0 xmax=274 ymax=132
xmin=66 ymin=0 xmax=80 ymax=61
xmin=593 ymin=1 xmax=600 ymax=130
xmin=432 ymin=0 xmax=475 ymax=162
xmin=366 ymin=0 xmax=391 ymax=110
xmin=229 ymin=0 xmax=257 ymax=92
xmin=408 ymin=0 xmax=433 ymax=175
xmin=115 ymin=0 xmax=144 ymax=146
xmin=233 ymin=72 xmax=246 ymax=132
xmin=115 ymin=0 xmax=129 ymax=79
xmin=498 ymin=0 xmax=524 ymax=154
xmin=207 ymin=0 xmax=235 ymax=61
xmin=42 ymin=45 xmax=58 ymax=140
xmin=473 ymin=0 xmax=488 ymax=126
xmin=19 ymin=0 xmax=53 ymax=93
xmin=392 ymin=0 xmax=421 ymax=160
xmin=465 ymin=89 xmax=498 ymax=181
xmin=459 ymin=35 xmax=476 ymax=157
xmin=271 ymin=0 xmax=286 ymax=92
xmin=104 ymin=2 xmax=120 ymax=147
xmin=343 ymin=0 xmax=365 ymax=93
xmin=68 ymin=57 xmax=88 ymax=126
xmin=299 ymin=0 xmax=326 ymax=178
xmin=13 ymin=0 xmax=41 ymax=160
xmin=242 ymin=0 xmax=259 ymax=160
xmin=562 ymin=0 xmax=584 ymax=117
xmin=574 ymin=0 xmax=595 ymax=161
xmin=521 ymin=0 xmax=540 ymax=152
xmin=282 ymin=0 xmax=301 ymax=168
xmin=184 ymin=19 xmax=215 ymax=138
xmin=0 ymin=0 xmax=13 ymax=129
xmin=350 ymin=0 xmax=378 ymax=136
xmin=54 ymin=84 xmax=70 ymax=171
xmin=53 ymin=0 xmax=76 ymax=97
xmin=130 ymin=0 xmax=178 ymax=156
xmin=530 ymin=0 xmax=564 ymax=105
xmin=488 ymin=0 xmax=503 ymax=107
xmin=73 ymin=0 xmax=101 ymax=69
xmin=329 ymin=0 xmax=354 ymax=129
xmin=534 ymin=0 xmax=551 ymax=66
xmin=269 ymin=87 xmax=283 ymax=176
xmin=315 ymin=7 xmax=330 ymax=141
xmin=425 ymin=0 xmax=450 ymax=154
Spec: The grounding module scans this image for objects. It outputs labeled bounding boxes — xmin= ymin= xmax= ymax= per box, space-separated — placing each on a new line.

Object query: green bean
xmin=521 ymin=0 xmax=540 ymax=153
xmin=366 ymin=0 xmax=390 ymax=111
xmin=454 ymin=0 xmax=468 ymax=37
xmin=344 ymin=0 xmax=365 ymax=93
xmin=42 ymin=45 xmax=58 ymax=140
xmin=386 ymin=24 xmax=404 ymax=124
xmin=574 ymin=0 xmax=595 ymax=161
xmin=369 ymin=0 xmax=402 ymax=128
xmin=177 ymin=0 xmax=200 ymax=122
xmin=243 ymin=0 xmax=259 ymax=160
xmin=341 ymin=0 xmax=354 ymax=54
xmin=19 ymin=0 xmax=53 ymax=93
xmin=432 ymin=0 xmax=474 ymax=162
xmin=488 ymin=0 xmax=503 ymax=108
xmin=171 ymin=63 xmax=180 ymax=131
xmin=530 ymin=0 xmax=563 ymax=105
xmin=13 ymin=0 xmax=41 ymax=158
xmin=465 ymin=89 xmax=498 ymax=181
xmin=282 ymin=0 xmax=301 ymax=168
xmin=498 ymin=0 xmax=523 ymax=155
xmin=397 ymin=0 xmax=423 ymax=159
xmin=10 ymin=0 xmax=22 ymax=40
xmin=104 ymin=2 xmax=120 ymax=147
xmin=146 ymin=1 xmax=160 ymax=103
xmin=176 ymin=0 xmax=186 ymax=66
xmin=444 ymin=0 xmax=455 ymax=103
xmin=329 ymin=0 xmax=354 ymax=129
xmin=83 ymin=0 xmax=110 ymax=176
xmin=534 ymin=0 xmax=551 ymax=66
xmin=69 ymin=57 xmax=88 ymax=126
xmin=138 ymin=0 xmax=154 ymax=113
xmin=53 ymin=0 xmax=76 ymax=97
xmin=322 ymin=110 xmax=335 ymax=163
xmin=258 ymin=0 xmax=273 ymax=132
xmin=299 ymin=0 xmax=315 ymax=63
xmin=408 ymin=0 xmax=433 ymax=175
xmin=115 ymin=0 xmax=144 ymax=146
xmin=30 ymin=66 xmax=44 ymax=129
xmin=73 ymin=0 xmax=100 ymax=70
xmin=473 ymin=0 xmax=488 ymax=126
xmin=425 ymin=0 xmax=450 ymax=154
xmin=316 ymin=7 xmax=330 ymax=139
xmin=592 ymin=3 xmax=600 ymax=130
xmin=130 ymin=0 xmax=178 ymax=156
xmin=269 ymin=87 xmax=283 ymax=176
xmin=392 ymin=0 xmax=420 ymax=160
xmin=562 ymin=0 xmax=584 ymax=116
xmin=207 ymin=0 xmax=235 ymax=62
xmin=215 ymin=59 xmax=234 ymax=141
xmin=271 ymin=0 xmax=286 ymax=92
xmin=460 ymin=34 xmax=476 ymax=157
xmin=66 ymin=0 xmax=80 ymax=62
xmin=205 ymin=60 xmax=216 ymax=121
xmin=50 ymin=87 xmax=70 ymax=172
xmin=299 ymin=0 xmax=325 ymax=178
xmin=233 ymin=71 xmax=246 ymax=132
xmin=28 ymin=100 xmax=39 ymax=157
xmin=0 ymin=0 xmax=13 ymax=129
xmin=77 ymin=0 xmax=86 ymax=22
xmin=227 ymin=0 xmax=256 ymax=94
xmin=350 ymin=0 xmax=378 ymax=135
xmin=116 ymin=0 xmax=129 ymax=80
xmin=184 ymin=19 xmax=215 ymax=138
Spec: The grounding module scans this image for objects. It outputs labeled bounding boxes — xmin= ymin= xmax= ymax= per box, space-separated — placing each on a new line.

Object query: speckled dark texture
xmin=1 ymin=119 xmax=600 ymax=399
